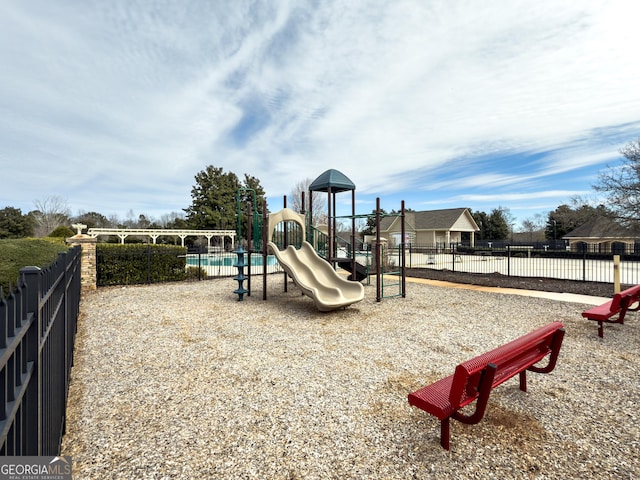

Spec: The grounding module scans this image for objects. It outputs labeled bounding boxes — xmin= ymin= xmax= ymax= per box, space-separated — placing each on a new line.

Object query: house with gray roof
xmin=563 ymin=216 xmax=640 ymax=253
xmin=379 ymin=208 xmax=479 ymax=248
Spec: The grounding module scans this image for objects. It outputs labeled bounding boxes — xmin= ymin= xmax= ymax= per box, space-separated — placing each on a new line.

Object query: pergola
xmin=87 ymin=228 xmax=236 ymax=248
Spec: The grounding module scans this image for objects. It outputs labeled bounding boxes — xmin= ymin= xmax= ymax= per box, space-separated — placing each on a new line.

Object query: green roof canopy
xmin=309 ymin=169 xmax=355 ymax=193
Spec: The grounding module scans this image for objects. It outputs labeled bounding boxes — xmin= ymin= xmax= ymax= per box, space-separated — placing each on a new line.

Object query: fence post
xmin=66 ymin=231 xmax=97 ymax=291
xmin=452 ymin=246 xmax=456 ymax=271
xmin=507 ymin=245 xmax=511 ymax=276
xmin=146 ymin=243 xmax=151 ymax=284
xmin=613 ymin=255 xmax=621 ymax=293
xmin=20 ymin=266 xmax=42 ymax=455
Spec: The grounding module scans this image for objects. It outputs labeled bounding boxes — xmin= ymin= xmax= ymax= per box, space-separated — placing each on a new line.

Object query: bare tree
xmin=124 ymin=209 xmax=136 ymax=228
xmin=520 ymin=213 xmax=546 ymax=242
xmin=107 ymin=214 xmax=121 ymax=228
xmin=594 ymin=138 xmax=640 ymax=227
xmin=158 ymin=211 xmax=186 ymax=227
xmin=32 ymin=195 xmax=70 ymax=237
xmin=289 ymin=178 xmax=326 ymax=224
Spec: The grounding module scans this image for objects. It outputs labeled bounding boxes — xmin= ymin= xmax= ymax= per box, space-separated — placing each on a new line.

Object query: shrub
xmin=0 ymin=238 xmax=70 ymax=291
xmin=185 ymin=266 xmax=207 ymax=281
xmin=49 ymin=225 xmax=75 ymax=238
xmin=96 ymin=244 xmax=188 ymax=286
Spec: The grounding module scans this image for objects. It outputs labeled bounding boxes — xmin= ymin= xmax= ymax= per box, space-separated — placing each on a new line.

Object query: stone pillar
xmin=66 ymin=224 xmax=97 ymax=291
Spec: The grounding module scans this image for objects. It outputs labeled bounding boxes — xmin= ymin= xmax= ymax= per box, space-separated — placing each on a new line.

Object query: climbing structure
xmin=266 ymin=207 xmax=365 ymax=312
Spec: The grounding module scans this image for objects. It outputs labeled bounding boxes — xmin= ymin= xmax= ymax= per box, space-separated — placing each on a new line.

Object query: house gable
xmin=381 ymin=208 xmax=478 ymax=233
xmin=379 ymin=208 xmax=479 ymax=246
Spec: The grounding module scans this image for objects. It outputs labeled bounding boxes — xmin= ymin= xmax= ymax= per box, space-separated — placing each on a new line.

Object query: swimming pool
xmin=186 ymin=253 xmax=279 ymax=268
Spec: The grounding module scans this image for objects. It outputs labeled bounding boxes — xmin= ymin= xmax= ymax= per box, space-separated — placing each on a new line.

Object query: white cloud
xmin=1 ymin=0 xmax=639 ymax=223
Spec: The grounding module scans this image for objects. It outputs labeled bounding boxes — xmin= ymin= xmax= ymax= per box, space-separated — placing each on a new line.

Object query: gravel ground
xmin=61 ymin=276 xmax=639 ymax=479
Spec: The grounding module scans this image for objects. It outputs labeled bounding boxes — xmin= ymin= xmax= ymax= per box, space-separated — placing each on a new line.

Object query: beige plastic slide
xmin=268 ymin=240 xmax=365 ymax=312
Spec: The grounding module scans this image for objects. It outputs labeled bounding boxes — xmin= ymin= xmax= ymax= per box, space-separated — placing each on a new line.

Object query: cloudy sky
xmin=2 ymin=0 xmax=639 ymax=228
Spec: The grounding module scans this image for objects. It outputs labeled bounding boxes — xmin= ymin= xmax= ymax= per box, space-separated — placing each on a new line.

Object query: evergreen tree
xmin=472 ymin=209 xmax=511 ymax=240
xmin=486 ymin=208 xmax=511 ymax=240
xmin=472 ymin=211 xmax=489 ymax=241
xmin=184 ymin=166 xmax=265 ymax=234
xmin=239 ymin=173 xmax=266 ymax=214
xmin=361 ymin=208 xmax=387 ymax=236
xmin=0 ymin=207 xmax=33 ymax=238
xmin=545 ymin=202 xmax=612 ymax=240
xmin=72 ymin=211 xmax=111 ymax=229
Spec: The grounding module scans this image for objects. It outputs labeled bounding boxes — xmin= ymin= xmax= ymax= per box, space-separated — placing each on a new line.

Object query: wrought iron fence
xmin=186 ymin=248 xmax=283 ymax=278
xmin=0 ymin=246 xmax=81 ymax=455
xmin=106 ymin=236 xmax=640 ymax=285
xmin=397 ymin=243 xmax=640 ymax=284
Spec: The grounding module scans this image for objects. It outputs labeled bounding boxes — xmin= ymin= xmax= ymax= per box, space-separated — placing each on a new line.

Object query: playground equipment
xmin=232 ymin=246 xmax=248 ymax=301
xmin=308 ymin=169 xmax=361 ymax=280
xmin=233 ymin=169 xmax=406 ymax=307
xmin=266 ymin=208 xmax=364 ymax=311
xmin=308 ymin=170 xmax=406 ymax=301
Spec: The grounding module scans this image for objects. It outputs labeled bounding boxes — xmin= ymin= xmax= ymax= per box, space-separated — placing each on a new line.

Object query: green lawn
xmin=0 ymin=238 xmax=71 ymax=292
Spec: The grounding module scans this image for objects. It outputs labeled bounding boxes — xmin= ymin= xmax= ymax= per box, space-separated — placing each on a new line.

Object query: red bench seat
xmin=408 ymin=322 xmax=565 ymax=450
xmin=582 ymin=284 xmax=640 ymax=337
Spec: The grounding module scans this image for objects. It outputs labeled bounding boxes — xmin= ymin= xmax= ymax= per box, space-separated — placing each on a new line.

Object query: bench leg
xmin=440 ymin=417 xmax=450 ymax=450
xmin=598 ymin=321 xmax=604 ymax=338
xmin=519 ymin=370 xmax=527 ymax=392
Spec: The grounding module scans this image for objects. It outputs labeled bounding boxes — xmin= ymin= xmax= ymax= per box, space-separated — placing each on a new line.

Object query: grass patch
xmin=0 ymin=238 xmax=71 ymax=292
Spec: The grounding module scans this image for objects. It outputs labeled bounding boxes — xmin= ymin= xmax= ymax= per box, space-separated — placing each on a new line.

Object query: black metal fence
xmin=0 ymin=245 xmax=81 ymax=455
xmin=397 ymin=243 xmax=640 ymax=284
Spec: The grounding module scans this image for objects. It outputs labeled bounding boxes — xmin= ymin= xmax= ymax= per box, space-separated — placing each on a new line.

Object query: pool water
xmin=186 ymin=254 xmax=278 ymax=267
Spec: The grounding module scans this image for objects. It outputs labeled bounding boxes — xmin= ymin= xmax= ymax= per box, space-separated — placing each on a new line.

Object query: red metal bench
xmin=581 ymin=284 xmax=640 ymax=338
xmin=408 ymin=322 xmax=565 ymax=450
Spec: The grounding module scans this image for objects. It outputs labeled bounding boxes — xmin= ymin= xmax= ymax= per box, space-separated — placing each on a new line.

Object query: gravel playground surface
xmin=61 ymin=276 xmax=640 ymax=479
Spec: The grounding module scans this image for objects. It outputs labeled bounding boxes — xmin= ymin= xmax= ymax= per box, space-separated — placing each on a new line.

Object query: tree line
xmin=0 ymin=166 xmax=267 ymax=240
xmin=2 ymin=139 xmax=640 ymax=241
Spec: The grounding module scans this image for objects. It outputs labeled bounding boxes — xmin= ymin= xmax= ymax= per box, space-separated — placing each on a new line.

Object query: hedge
xmin=97 ymin=244 xmax=188 ymax=286
xmin=0 ymin=238 xmax=71 ymax=292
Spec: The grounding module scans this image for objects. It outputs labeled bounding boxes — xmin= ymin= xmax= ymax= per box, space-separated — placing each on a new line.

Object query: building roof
xmin=563 ymin=216 xmax=638 ymax=239
xmin=380 ymin=208 xmax=477 ymax=231
xmin=309 ymin=169 xmax=355 ymax=192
